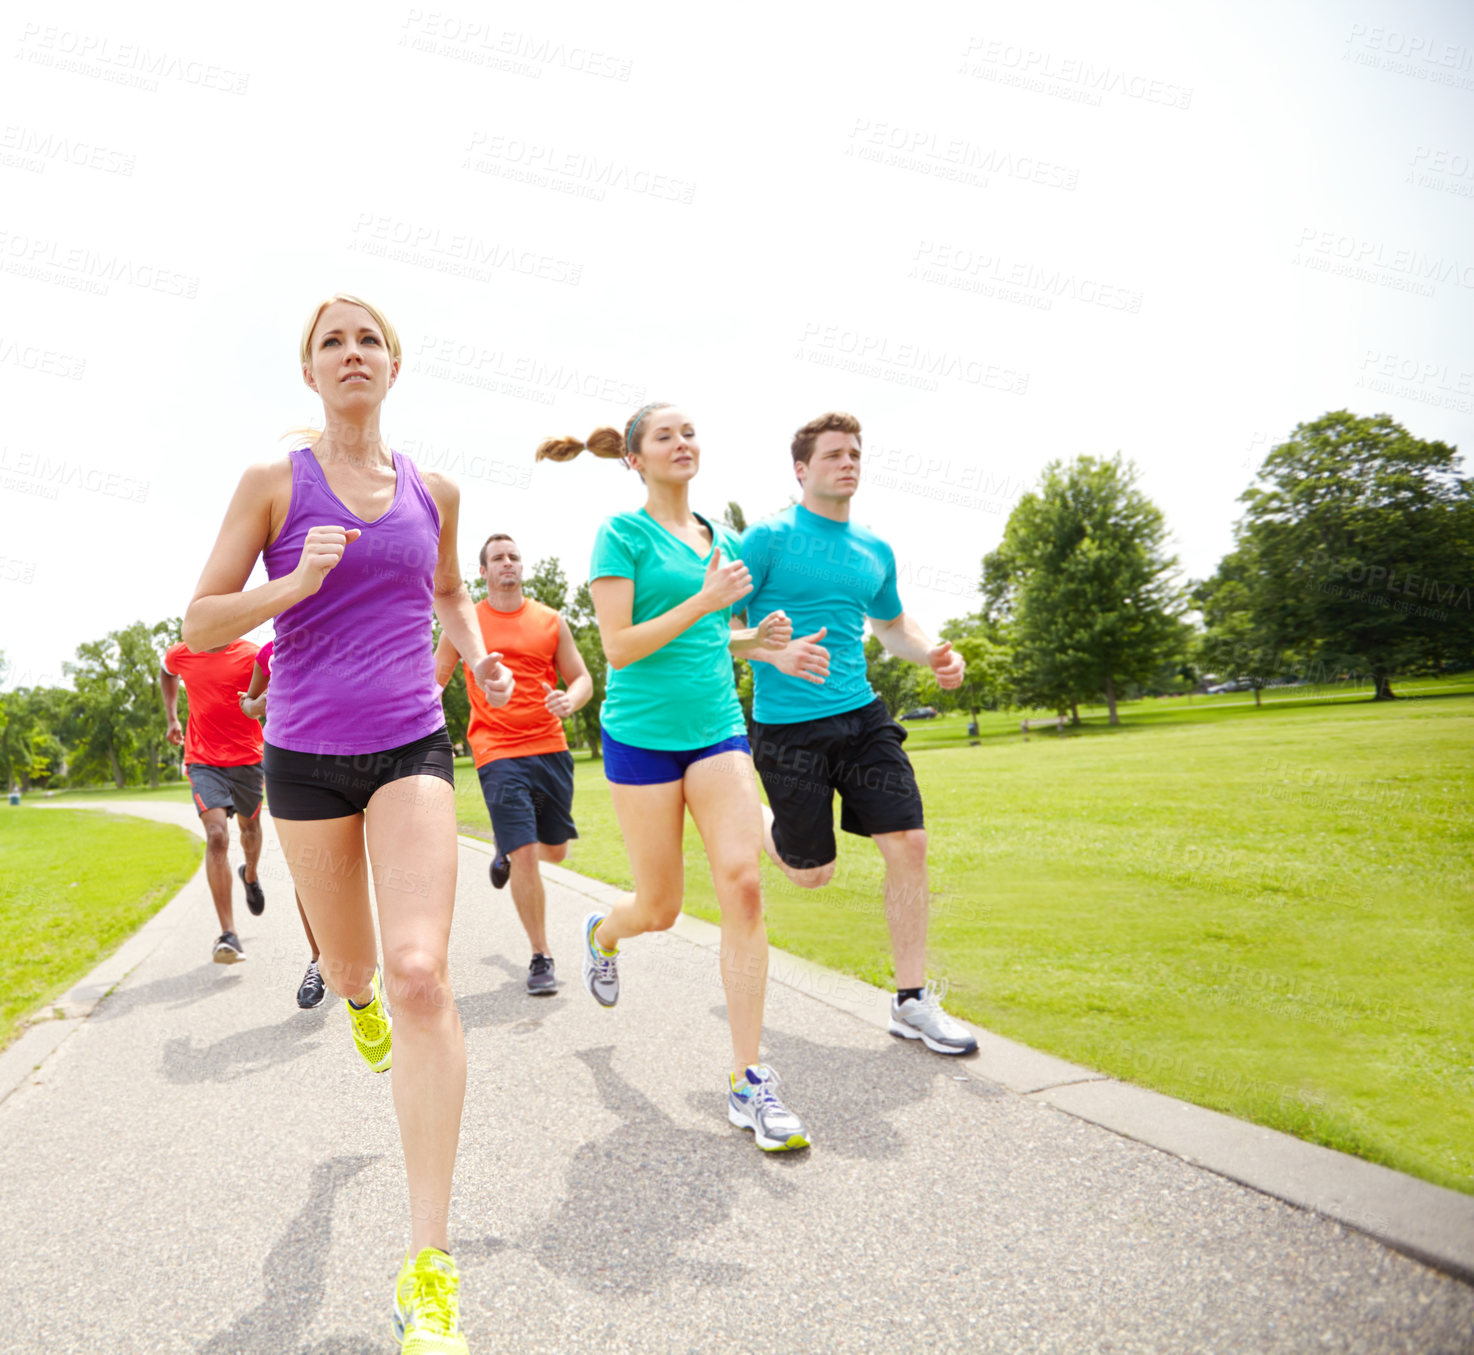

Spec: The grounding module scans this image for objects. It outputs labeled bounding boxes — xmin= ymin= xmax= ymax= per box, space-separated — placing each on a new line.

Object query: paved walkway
xmin=3 ymin=802 xmax=1472 ymax=1353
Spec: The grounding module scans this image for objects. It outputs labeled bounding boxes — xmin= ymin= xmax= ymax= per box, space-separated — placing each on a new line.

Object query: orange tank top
xmin=464 ymin=598 xmax=569 ymax=766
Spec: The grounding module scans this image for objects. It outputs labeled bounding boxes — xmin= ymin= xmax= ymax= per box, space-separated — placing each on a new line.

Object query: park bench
xmin=1020 ymin=715 xmax=1068 ymax=734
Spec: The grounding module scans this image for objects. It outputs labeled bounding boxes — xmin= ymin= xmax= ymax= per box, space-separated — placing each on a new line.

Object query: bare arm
xmin=424 ymin=472 xmax=513 ymax=707
xmin=160 ymin=669 xmax=184 ymax=745
xmin=238 ymin=662 xmax=268 ymax=721
xmin=549 ymin=614 xmax=593 ymax=714
xmin=433 ymin=631 xmax=462 ymax=690
xmin=870 ymin=611 xmax=965 ymax=687
xmin=591 ymin=547 xmax=750 ymax=669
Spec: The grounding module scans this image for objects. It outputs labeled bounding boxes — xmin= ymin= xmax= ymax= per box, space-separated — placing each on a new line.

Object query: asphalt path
xmin=3 ymin=802 xmax=1471 ymax=1354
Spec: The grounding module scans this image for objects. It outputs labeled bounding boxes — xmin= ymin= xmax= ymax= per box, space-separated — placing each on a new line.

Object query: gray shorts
xmin=187 ymin=762 xmax=263 ymax=819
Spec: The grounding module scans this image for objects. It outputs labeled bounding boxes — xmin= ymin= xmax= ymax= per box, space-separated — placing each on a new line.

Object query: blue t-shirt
xmin=588 ymin=508 xmax=748 ymax=750
xmin=740 ymin=505 xmax=904 ymax=725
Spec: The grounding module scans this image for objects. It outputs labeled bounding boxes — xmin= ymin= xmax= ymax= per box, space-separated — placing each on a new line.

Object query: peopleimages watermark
xmin=397 ymin=437 xmax=532 ymax=491
xmin=0 ymin=447 xmax=149 ymax=503
xmin=15 ymin=23 xmax=249 ymax=94
xmin=1343 ymin=23 xmax=1474 ymax=90
xmin=0 ymin=228 xmax=199 ymax=299
xmin=411 ymin=333 xmax=645 ymax=409
xmin=1355 ymin=349 xmax=1474 ymax=416
xmin=462 ymin=132 xmax=696 ymax=205
xmin=958 ymin=37 xmax=1193 ymax=110
xmin=1408 ymin=144 xmax=1474 ymax=199
xmin=845 ymin=118 xmax=1079 ymax=192
xmin=348 ymin=213 xmax=582 ymax=287
xmin=1312 ymin=549 xmax=1471 ymax=614
xmin=910 ymin=241 xmax=1143 ymax=314
xmin=864 ymin=442 xmax=1031 ymax=516
xmin=0 ymin=124 xmax=136 ymax=177
xmin=1290 ymin=226 xmax=1474 ymax=298
xmin=398 ymin=10 xmax=632 ymax=81
xmin=0 ymin=555 xmax=37 ymax=585
xmin=794 ymin=321 xmax=1029 ymax=396
xmin=0 ymin=336 xmax=86 ymax=380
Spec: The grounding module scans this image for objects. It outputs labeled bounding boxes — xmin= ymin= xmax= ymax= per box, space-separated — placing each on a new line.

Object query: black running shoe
xmin=489 ymin=853 xmax=511 ymax=890
xmin=238 ymin=864 xmax=266 ymax=916
xmin=213 ymin=931 xmax=245 ymax=964
xmin=297 ymin=959 xmax=326 ymax=1009
xmin=527 ymin=953 xmax=558 ymax=995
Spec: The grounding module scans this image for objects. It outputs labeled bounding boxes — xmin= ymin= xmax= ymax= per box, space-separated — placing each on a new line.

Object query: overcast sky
xmin=3 ymin=0 xmax=1472 ymax=690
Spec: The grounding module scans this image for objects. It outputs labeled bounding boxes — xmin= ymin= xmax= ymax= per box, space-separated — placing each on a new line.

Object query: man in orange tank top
xmin=436 ymin=534 xmax=592 ymax=993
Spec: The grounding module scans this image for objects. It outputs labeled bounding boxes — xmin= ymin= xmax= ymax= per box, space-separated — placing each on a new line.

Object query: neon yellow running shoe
xmin=394 ymin=1247 xmax=470 ymax=1353
xmin=347 ymin=967 xmax=392 ymax=1073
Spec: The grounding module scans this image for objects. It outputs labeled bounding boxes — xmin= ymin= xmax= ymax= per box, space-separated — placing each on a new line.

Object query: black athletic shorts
xmin=264 ymin=726 xmax=455 ymax=820
xmin=476 ymin=750 xmax=578 ymax=855
xmin=749 ymin=696 xmax=924 ymax=870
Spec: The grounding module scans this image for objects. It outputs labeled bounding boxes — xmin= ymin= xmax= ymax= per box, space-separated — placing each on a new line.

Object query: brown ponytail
xmin=535 ymin=402 xmax=674 ymax=464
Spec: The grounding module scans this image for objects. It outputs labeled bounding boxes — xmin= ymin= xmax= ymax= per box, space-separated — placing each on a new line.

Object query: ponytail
xmin=535 ymin=401 xmax=675 ymax=465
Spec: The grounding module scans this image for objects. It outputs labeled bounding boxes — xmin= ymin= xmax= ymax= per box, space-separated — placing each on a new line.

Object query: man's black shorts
xmin=476 ymin=750 xmax=578 ymax=855
xmin=750 ymin=696 xmax=924 ymax=870
xmin=264 ymin=726 xmax=455 ymax=820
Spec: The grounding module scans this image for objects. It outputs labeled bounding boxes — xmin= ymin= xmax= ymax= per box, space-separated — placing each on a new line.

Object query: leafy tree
xmin=864 ymin=635 xmax=919 ymax=716
xmin=1192 ymin=541 xmax=1289 ymax=707
xmin=0 ymin=686 xmax=68 ymax=790
xmin=565 ymin=582 xmax=607 ymax=758
xmin=988 ymin=455 xmax=1187 ymax=725
xmin=914 ymin=617 xmax=1012 ymax=723
xmin=64 ymin=620 xmax=175 ymax=787
xmin=721 ymin=501 xmax=748 ymax=534
xmin=524 ymin=556 xmax=568 ymax=612
xmin=1230 ymin=411 xmax=1474 ymax=700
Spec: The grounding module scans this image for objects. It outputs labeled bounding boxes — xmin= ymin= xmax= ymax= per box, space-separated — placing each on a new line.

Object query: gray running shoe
xmin=727 ymin=1065 xmax=810 ymax=1152
xmin=212 ymin=931 xmax=245 ymax=964
xmin=888 ymin=979 xmax=978 ymax=1055
xmin=580 ymin=911 xmax=619 ymax=1007
xmin=527 ymin=953 xmax=558 ymax=995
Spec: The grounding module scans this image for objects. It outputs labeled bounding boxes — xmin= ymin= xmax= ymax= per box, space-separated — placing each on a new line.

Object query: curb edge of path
xmin=6 ymin=804 xmax=1470 ymax=1291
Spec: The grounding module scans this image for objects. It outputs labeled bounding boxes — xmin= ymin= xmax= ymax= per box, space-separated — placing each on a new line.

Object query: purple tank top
xmin=262 ymin=447 xmax=445 ymax=755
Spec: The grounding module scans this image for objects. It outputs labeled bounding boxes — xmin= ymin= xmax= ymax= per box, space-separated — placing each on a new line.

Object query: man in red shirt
xmin=160 ymin=638 xmax=266 ymax=964
xmin=436 ymin=534 xmax=592 ymax=993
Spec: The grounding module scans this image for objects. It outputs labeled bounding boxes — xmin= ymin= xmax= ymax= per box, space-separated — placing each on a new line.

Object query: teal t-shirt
xmin=740 ymin=505 xmax=904 ymax=725
xmin=588 ymin=508 xmax=748 ymax=750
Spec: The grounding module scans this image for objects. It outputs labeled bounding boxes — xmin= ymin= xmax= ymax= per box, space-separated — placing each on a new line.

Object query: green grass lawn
xmin=40 ymin=782 xmax=194 ymax=804
xmin=0 ymin=808 xmax=203 ymax=1048
xmin=454 ymin=682 xmax=1474 ymax=1195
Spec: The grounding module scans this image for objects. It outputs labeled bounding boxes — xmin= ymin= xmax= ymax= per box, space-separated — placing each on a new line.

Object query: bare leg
xmin=273 ymin=813 xmax=377 ymax=1002
xmin=685 ymin=752 xmax=767 ymax=1076
xmin=365 ymin=775 xmax=464 ymax=1255
xmin=595 ymin=781 xmax=687 ymax=951
xmin=238 ymin=810 xmax=263 ymax=884
xmin=506 ymin=844 xmax=550 ymax=956
xmin=873 ymin=828 xmax=930 ymax=989
xmin=760 ymin=802 xmax=836 ymax=889
xmin=295 ymin=892 xmax=319 ymax=960
xmin=199 ymin=807 xmax=235 ymax=934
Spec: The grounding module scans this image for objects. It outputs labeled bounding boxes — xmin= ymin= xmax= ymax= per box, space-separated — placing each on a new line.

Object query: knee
xmin=508 ymin=843 xmax=539 ymax=872
xmin=383 ymin=949 xmax=454 ymax=1018
xmin=203 ymin=824 xmax=229 ymax=855
xmin=887 ymin=829 xmax=928 ymax=869
xmin=718 ymin=864 xmax=764 ymax=927
xmin=239 ymin=817 xmax=261 ymax=843
xmin=537 ymin=842 xmax=568 ymax=864
xmin=644 ymin=894 xmax=683 ymax=932
xmin=789 ymin=861 xmax=836 ymax=890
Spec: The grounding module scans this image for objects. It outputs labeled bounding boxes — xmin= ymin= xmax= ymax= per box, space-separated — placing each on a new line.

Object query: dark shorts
xmin=263 ymin=727 xmax=455 ymax=821
xmin=187 ymin=762 xmax=263 ymax=820
xmin=750 ymin=696 xmax=924 ymax=870
xmin=602 ymin=730 xmax=751 ymax=787
xmin=476 ymin=750 xmax=578 ymax=855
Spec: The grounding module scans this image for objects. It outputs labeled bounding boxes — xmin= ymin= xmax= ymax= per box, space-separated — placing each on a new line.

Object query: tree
xmin=524 ymin=556 xmax=568 ymax=612
xmin=0 ymin=685 xmax=68 ymax=790
xmin=565 ymin=581 xmax=608 ymax=758
xmin=914 ymin=617 xmax=1012 ymax=723
xmin=864 ymin=635 xmax=919 ymax=716
xmin=988 ymin=455 xmax=1188 ymax=725
xmin=1230 ymin=411 xmax=1474 ymax=700
xmin=63 ymin=621 xmax=175 ymax=787
xmin=1192 ymin=541 xmax=1290 ymax=707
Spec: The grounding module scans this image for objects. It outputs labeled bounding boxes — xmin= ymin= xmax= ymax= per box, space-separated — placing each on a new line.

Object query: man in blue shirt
xmin=742 ymin=411 xmax=977 ymax=1056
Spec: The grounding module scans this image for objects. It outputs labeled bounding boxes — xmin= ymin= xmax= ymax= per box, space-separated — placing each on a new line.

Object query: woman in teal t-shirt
xmin=535 ymin=402 xmax=811 ymax=1152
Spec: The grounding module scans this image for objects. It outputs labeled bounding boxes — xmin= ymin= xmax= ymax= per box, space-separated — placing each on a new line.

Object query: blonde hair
xmin=285 ymin=293 xmax=403 ymax=448
xmin=535 ymin=402 xmax=674 ymax=465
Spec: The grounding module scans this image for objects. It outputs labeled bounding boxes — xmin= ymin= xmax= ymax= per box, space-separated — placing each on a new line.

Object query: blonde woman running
xmin=183 ymin=293 xmax=512 ymax=1354
xmin=538 ymin=403 xmax=825 ymax=1151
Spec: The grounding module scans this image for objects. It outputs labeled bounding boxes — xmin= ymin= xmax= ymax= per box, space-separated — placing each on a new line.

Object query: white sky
xmin=3 ymin=0 xmax=1472 ymax=690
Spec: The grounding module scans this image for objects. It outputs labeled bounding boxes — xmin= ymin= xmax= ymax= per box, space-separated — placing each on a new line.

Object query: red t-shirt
xmin=164 ymin=640 xmax=264 ymax=768
xmin=464 ymin=599 xmax=569 ymax=767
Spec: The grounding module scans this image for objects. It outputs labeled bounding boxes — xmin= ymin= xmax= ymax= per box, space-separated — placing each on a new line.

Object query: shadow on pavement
xmin=457 ymin=955 xmax=567 ymax=1035
xmin=92 ymin=963 xmax=233 ymax=1023
xmin=693 ymin=1009 xmax=1003 ymax=1162
xmin=521 ymin=1044 xmax=798 ymax=1295
xmin=162 ymin=1004 xmax=328 ymax=1084
xmin=199 ymin=1153 xmax=379 ymax=1355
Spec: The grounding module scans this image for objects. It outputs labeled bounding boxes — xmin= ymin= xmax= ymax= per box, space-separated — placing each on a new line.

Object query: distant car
xmin=899 ymin=706 xmax=939 ymax=720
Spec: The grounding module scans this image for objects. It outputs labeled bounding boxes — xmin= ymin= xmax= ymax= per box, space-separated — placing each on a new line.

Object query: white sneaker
xmin=888 ymin=979 xmax=978 ymax=1055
